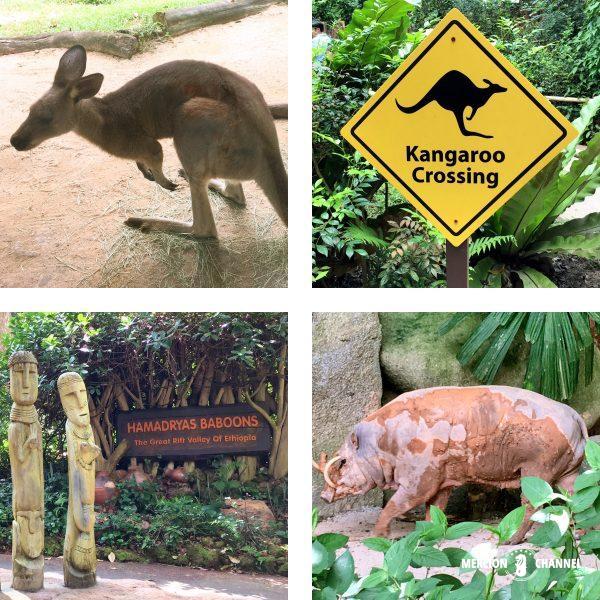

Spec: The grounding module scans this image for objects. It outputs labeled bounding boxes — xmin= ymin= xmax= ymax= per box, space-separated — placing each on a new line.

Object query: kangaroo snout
xmin=10 ymin=132 xmax=30 ymax=151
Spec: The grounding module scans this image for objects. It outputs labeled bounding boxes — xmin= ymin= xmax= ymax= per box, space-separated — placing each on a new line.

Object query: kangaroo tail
xmin=395 ymin=92 xmax=433 ymax=114
xmin=268 ymin=103 xmax=288 ymax=119
xmin=256 ymin=149 xmax=288 ymax=226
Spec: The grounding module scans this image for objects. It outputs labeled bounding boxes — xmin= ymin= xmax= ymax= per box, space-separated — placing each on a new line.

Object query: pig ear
xmin=70 ymin=73 xmax=104 ymax=102
xmin=55 ymin=45 xmax=87 ymax=86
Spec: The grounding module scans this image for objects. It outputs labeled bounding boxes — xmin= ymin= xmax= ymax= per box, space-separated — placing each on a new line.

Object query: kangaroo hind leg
xmin=453 ymin=108 xmax=492 ymax=139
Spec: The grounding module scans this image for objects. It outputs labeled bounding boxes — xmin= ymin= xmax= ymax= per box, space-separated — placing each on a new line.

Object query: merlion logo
xmin=514 ymin=553 xmax=527 ymax=577
xmin=395 ymin=70 xmax=507 ymax=139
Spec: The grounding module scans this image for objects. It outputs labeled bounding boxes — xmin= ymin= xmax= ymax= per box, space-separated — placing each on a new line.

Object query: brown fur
xmin=10 ymin=45 xmax=287 ymax=238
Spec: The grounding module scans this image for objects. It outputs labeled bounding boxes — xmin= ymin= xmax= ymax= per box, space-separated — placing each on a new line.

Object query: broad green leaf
xmin=527 ymin=567 xmax=550 ymax=594
xmin=448 ymin=570 xmax=486 ymax=599
xmin=361 ymin=537 xmax=391 ymax=553
xmin=317 ymin=533 xmax=349 ymax=552
xmin=585 ymin=440 xmax=600 ymax=469
xmin=314 ymin=586 xmax=337 ymax=600
xmin=570 ymin=486 xmax=600 ymax=512
xmin=531 ymin=505 xmax=570 ymax=535
xmin=514 ymin=267 xmax=556 ymax=287
xmin=359 ymin=569 xmax=388 ymax=589
xmin=442 ymin=547 xmax=470 ymax=568
xmin=428 ymin=505 xmax=447 ymax=530
xmin=579 ymin=530 xmax=600 ymax=552
xmin=313 ymin=540 xmax=334 ymax=575
xmin=326 ymin=550 xmax=355 ymax=594
xmin=575 ymin=470 xmax=600 ymax=491
xmin=445 ymin=522 xmax=483 ymax=540
xmin=431 ymin=574 xmax=462 ymax=590
xmin=384 ymin=537 xmax=414 ymax=579
xmin=312 ymin=508 xmax=319 ymax=532
xmin=522 ymin=477 xmax=554 ymax=507
xmin=526 ymin=212 xmax=600 ymax=259
xmin=529 ymin=521 xmax=563 ymax=547
xmin=411 ymin=546 xmax=451 ymax=567
xmin=498 ymin=506 xmax=526 ymax=542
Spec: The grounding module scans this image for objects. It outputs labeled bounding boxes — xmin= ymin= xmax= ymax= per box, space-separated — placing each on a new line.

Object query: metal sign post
xmin=446 ymin=241 xmax=469 ymax=288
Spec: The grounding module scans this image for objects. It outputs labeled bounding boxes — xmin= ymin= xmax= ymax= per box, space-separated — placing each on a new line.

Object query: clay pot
xmin=165 ymin=465 xmax=187 ymax=483
xmin=127 ymin=464 xmax=150 ymax=485
xmin=95 ymin=471 xmax=117 ymax=505
xmin=114 ymin=469 xmax=127 ymax=481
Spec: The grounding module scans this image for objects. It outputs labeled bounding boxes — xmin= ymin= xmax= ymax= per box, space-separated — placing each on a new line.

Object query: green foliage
xmin=312 ymin=440 xmax=600 ymax=597
xmin=471 ymin=98 xmax=600 ymax=287
xmin=371 ymin=213 xmax=445 ymax=287
xmin=333 ymin=0 xmax=419 ymax=68
xmin=0 ymin=0 xmax=208 ymax=39
xmin=0 ymin=312 xmax=287 ymax=477
xmin=440 ymin=312 xmax=600 ymax=401
xmin=313 ymin=0 xmax=362 ymax=24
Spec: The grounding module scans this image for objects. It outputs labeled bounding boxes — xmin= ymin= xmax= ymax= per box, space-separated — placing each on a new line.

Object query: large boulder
xmin=379 ymin=312 xmax=600 ymax=430
xmin=312 ymin=313 xmax=383 ymax=517
xmin=379 ymin=312 xmax=527 ymax=392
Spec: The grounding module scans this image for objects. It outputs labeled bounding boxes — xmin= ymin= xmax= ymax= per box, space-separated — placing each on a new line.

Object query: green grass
xmin=0 ymin=0 xmax=212 ymax=39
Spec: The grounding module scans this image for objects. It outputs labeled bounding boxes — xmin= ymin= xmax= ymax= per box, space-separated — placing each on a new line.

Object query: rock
xmin=379 ymin=312 xmax=528 ymax=392
xmin=379 ymin=312 xmax=600 ymax=431
xmin=221 ymin=499 xmax=275 ymax=528
xmin=312 ymin=312 xmax=383 ymax=517
xmin=185 ymin=543 xmax=223 ymax=569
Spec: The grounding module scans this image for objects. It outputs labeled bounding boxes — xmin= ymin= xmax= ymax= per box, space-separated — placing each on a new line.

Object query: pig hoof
xmin=373 ymin=527 xmax=391 ymax=538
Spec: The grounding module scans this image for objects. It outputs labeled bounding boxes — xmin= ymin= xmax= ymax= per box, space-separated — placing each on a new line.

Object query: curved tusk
xmin=323 ymin=455 xmax=342 ymax=488
xmin=312 ymin=460 xmax=322 ymax=471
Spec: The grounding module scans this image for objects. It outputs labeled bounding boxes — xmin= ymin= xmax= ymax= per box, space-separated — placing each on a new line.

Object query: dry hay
xmin=79 ymin=177 xmax=287 ymax=288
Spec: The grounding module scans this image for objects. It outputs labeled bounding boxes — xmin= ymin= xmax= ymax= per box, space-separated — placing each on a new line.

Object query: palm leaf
xmin=514 ymin=267 xmax=556 ymax=288
xmin=561 ymin=95 xmax=600 ymax=166
xmin=471 ymin=313 xmax=527 ymax=383
xmin=438 ymin=313 xmax=472 ymax=335
xmin=525 ymin=212 xmax=600 ymax=259
xmin=455 ymin=313 xmax=507 ymax=366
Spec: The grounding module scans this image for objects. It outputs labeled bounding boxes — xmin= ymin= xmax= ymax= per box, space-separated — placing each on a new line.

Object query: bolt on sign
xmin=116 ymin=405 xmax=271 ymax=458
xmin=341 ymin=8 xmax=578 ymax=246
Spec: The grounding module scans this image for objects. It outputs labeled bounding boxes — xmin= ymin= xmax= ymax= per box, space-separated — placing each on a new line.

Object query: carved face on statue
xmin=9 ymin=351 xmax=39 ymax=406
xmin=58 ymin=372 xmax=90 ymax=428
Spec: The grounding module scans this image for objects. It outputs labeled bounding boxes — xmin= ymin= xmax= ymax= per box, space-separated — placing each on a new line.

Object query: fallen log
xmin=0 ymin=30 xmax=139 ymax=59
xmin=154 ymin=0 xmax=284 ymax=36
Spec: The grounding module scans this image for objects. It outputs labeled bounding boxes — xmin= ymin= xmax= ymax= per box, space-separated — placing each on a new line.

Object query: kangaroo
xmin=395 ymin=70 xmax=507 ymax=139
xmin=10 ymin=45 xmax=287 ymax=238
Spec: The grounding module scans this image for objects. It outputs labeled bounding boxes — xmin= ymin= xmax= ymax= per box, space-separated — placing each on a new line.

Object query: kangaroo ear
xmin=70 ymin=73 xmax=104 ymax=102
xmin=483 ymin=78 xmax=492 ymax=86
xmin=55 ymin=45 xmax=87 ymax=86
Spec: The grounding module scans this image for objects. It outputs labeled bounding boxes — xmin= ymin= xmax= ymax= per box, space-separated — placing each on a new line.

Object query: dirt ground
xmin=0 ymin=554 xmax=287 ymax=599
xmin=0 ymin=5 xmax=287 ymax=288
xmin=317 ymin=507 xmax=600 ymax=589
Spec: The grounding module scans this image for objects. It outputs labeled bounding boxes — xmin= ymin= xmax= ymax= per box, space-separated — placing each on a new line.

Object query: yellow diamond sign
xmin=341 ymin=8 xmax=578 ymax=246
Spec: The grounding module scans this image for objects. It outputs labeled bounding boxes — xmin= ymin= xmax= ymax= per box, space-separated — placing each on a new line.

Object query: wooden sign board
xmin=116 ymin=405 xmax=271 ymax=458
xmin=341 ymin=8 xmax=578 ymax=246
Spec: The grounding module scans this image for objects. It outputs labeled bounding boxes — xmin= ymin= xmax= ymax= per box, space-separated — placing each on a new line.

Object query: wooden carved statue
xmin=8 ymin=351 xmax=44 ymax=591
xmin=58 ymin=372 xmax=101 ymax=588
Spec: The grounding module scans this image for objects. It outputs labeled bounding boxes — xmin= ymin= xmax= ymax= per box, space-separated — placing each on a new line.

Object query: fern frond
xmin=469 ymin=235 xmax=517 ymax=258
xmin=344 ymin=221 xmax=388 ymax=248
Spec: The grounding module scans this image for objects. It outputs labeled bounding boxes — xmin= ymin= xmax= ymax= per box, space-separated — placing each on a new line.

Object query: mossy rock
xmin=277 ymin=562 xmax=288 ymax=575
xmin=185 ymin=543 xmax=223 ymax=569
xmin=113 ymin=549 xmax=147 ymax=563
xmin=237 ymin=553 xmax=256 ymax=570
xmin=199 ymin=536 xmax=214 ymax=548
xmin=379 ymin=312 xmax=527 ymax=393
xmin=261 ymin=556 xmax=279 ymax=573
xmin=213 ymin=540 xmax=226 ymax=549
xmin=148 ymin=546 xmax=187 ymax=566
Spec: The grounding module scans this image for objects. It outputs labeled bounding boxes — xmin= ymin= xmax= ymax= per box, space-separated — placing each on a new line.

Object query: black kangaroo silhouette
xmin=395 ymin=70 xmax=507 ymax=139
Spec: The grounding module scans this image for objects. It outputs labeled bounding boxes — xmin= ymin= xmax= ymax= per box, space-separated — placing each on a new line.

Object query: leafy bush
xmin=441 ymin=312 xmax=600 ymax=401
xmin=313 ymin=0 xmax=362 ymax=24
xmin=470 ymin=97 xmax=600 ymax=288
xmin=312 ymin=440 xmax=600 ymax=598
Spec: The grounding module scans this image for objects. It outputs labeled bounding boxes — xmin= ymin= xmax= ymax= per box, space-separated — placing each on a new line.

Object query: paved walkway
xmin=0 ymin=555 xmax=287 ymax=600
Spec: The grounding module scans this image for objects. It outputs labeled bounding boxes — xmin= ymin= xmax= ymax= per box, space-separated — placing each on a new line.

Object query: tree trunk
xmin=0 ymin=31 xmax=138 ymax=59
xmin=154 ymin=0 xmax=283 ymax=37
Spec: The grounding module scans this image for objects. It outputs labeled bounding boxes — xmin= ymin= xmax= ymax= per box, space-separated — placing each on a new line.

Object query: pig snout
xmin=10 ymin=132 xmax=29 ymax=151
